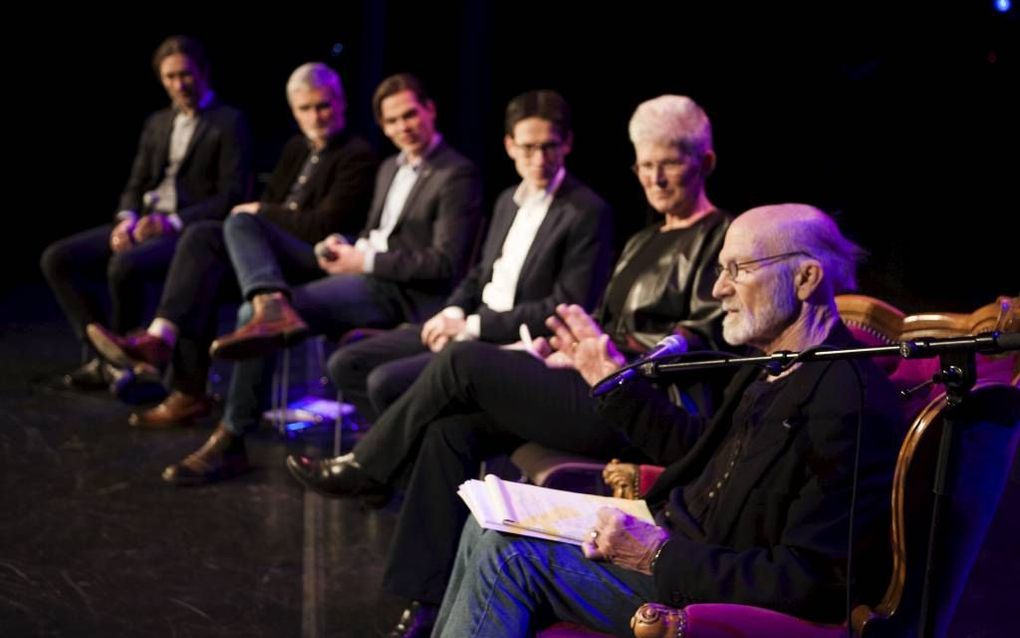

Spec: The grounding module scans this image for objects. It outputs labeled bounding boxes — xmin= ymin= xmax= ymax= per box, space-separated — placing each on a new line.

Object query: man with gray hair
xmin=433 ymin=204 xmax=903 ymax=636
xmin=87 ymin=62 xmax=377 ymax=421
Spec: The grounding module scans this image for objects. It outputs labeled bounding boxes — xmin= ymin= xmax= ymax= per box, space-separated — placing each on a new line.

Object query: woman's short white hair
xmin=286 ymin=62 xmax=344 ymax=106
xmin=628 ymin=95 xmax=713 ymax=157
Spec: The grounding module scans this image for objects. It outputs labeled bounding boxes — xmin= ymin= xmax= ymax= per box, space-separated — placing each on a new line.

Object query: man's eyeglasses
xmin=714 ymin=251 xmax=812 ymax=283
xmin=514 ymin=141 xmax=564 ymax=157
xmin=632 ymin=158 xmax=686 ymax=178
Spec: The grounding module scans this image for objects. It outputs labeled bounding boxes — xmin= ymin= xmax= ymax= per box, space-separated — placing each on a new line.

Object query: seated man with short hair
xmin=41 ymin=35 xmax=252 ymax=392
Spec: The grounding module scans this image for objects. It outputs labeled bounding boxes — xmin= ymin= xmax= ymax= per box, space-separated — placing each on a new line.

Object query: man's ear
xmin=504 ymin=134 xmax=516 ymax=159
xmin=700 ymin=150 xmax=717 ymax=178
xmin=795 ymin=260 xmax=824 ymax=300
xmin=561 ymin=131 xmax=574 ymax=156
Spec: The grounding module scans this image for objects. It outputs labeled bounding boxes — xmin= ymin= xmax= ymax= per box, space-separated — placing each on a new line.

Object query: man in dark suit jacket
xmin=326 ymin=89 xmax=615 ymax=420
xmin=40 ymin=35 xmax=252 ymax=390
xmin=432 ymin=204 xmax=904 ymax=637
xmin=157 ymin=73 xmax=483 ymax=485
xmin=85 ymin=62 xmax=377 ymax=419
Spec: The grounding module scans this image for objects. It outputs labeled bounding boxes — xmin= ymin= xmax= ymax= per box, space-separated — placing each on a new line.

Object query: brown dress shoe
xmin=209 ymin=293 xmax=309 ymax=360
xmin=129 ymin=391 xmax=212 ymax=429
xmin=162 ymin=424 xmax=249 ymax=485
xmin=86 ymin=323 xmax=172 ymax=374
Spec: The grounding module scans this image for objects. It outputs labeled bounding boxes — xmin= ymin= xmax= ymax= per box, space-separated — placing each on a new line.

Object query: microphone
xmin=591 ymin=334 xmax=687 ymax=397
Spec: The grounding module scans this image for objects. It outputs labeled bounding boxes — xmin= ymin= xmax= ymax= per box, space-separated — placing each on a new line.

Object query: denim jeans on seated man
xmin=433 ymin=519 xmax=657 ymax=637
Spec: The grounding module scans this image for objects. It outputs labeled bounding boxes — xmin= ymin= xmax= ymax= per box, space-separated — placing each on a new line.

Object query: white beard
xmin=722 ymin=276 xmax=798 ymax=348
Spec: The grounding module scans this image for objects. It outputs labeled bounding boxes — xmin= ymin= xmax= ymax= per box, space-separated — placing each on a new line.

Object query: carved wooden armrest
xmin=993 ymin=295 xmax=1018 ymax=333
xmin=603 ymin=459 xmax=641 ymax=499
xmin=631 ymin=603 xmax=687 ymax=638
xmin=604 ymin=459 xmax=667 ymax=500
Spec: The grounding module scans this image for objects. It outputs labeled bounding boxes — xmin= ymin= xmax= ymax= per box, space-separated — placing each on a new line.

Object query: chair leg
xmin=314 ymin=335 xmax=328 ymax=391
xmin=280 ymin=347 xmax=291 ymax=435
xmin=333 ymin=388 xmax=344 ymax=456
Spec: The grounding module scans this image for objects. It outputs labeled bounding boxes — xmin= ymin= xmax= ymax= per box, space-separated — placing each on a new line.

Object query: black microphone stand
xmin=634 ymin=331 xmax=1019 ymax=638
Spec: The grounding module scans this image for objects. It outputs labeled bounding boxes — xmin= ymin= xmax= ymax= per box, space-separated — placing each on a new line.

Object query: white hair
xmin=286 ymin=62 xmax=344 ymax=106
xmin=628 ymin=95 xmax=713 ymax=157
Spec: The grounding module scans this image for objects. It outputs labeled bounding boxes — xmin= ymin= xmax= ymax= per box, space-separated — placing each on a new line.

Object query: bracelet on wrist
xmin=650 ymin=537 xmax=670 ymax=573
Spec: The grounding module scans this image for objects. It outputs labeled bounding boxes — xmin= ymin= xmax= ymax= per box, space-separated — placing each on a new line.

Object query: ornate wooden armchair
xmin=619 ymin=381 xmax=1020 ymax=638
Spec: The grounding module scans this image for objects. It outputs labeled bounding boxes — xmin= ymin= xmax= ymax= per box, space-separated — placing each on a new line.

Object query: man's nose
xmin=711 ymin=272 xmax=731 ymax=299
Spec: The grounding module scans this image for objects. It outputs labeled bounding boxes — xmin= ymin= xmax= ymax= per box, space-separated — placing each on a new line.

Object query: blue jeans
xmin=433 ymin=519 xmax=657 ymax=637
xmin=223 ymin=212 xmax=321 ymax=298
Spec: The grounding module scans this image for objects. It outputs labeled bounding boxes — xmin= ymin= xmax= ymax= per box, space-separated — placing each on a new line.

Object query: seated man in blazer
xmin=328 ymin=89 xmax=615 ymax=421
xmin=40 ymin=35 xmax=252 ymax=391
xmin=159 ymin=73 xmax=483 ymax=485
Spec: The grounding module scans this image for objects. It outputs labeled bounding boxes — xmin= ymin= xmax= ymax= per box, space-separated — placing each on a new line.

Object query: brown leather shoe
xmin=209 ymin=293 xmax=309 ymax=360
xmin=86 ymin=323 xmax=172 ymax=374
xmin=161 ymin=424 xmax=249 ymax=486
xmin=129 ymin=391 xmax=212 ymax=429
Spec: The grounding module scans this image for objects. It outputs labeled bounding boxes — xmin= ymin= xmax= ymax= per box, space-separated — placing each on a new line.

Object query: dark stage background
xmin=7 ymin=3 xmax=1017 ymax=314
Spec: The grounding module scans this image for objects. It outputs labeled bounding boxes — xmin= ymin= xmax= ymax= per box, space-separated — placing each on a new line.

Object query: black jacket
xmin=359 ymin=141 xmax=484 ymax=320
xmin=258 ymin=131 xmax=378 ymax=243
xmin=118 ymin=100 xmax=253 ymax=225
xmin=444 ymin=174 xmax=615 ymax=342
xmin=598 ymin=322 xmax=904 ymax=622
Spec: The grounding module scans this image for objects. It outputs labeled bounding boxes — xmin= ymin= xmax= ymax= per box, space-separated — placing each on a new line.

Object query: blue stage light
xmin=995 ymin=0 xmax=1011 ymax=13
xmin=285 ymin=421 xmax=314 ymax=433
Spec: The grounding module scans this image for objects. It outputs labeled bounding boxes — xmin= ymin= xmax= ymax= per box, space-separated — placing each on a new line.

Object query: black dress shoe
xmin=388 ymin=601 xmax=438 ymax=638
xmin=62 ymin=357 xmax=110 ymax=391
xmin=285 ymin=454 xmax=390 ymax=505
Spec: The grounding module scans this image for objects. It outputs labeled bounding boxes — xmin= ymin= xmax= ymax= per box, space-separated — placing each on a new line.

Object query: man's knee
xmin=177 ymin=220 xmax=225 ymax=255
xmin=223 ymin=210 xmax=263 ymax=242
xmin=366 ymin=362 xmax=417 ymax=412
xmin=40 ymin=240 xmax=73 ymax=281
xmin=439 ymin=340 xmax=496 ymax=378
xmin=327 ymin=344 xmax=367 ymax=389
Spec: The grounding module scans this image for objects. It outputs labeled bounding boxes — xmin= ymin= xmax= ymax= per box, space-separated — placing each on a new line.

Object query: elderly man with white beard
xmin=433 ymin=204 xmax=906 ymax=637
